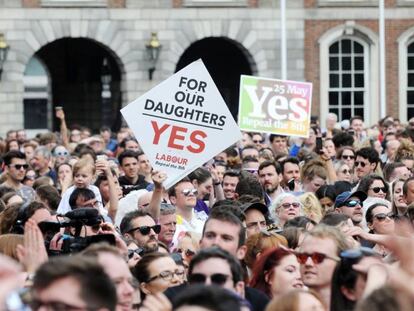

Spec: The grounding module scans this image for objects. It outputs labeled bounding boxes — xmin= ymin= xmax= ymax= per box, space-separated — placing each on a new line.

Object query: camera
xmin=38 ymin=208 xmax=116 ymax=255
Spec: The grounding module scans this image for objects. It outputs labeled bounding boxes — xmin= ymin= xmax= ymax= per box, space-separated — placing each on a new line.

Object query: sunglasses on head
xmin=188 ymin=273 xmax=231 ymax=286
xmin=342 ymin=155 xmax=355 ymax=160
xmin=343 ymin=200 xmax=361 ymax=208
xmin=181 ymin=189 xmax=198 ymax=196
xmin=373 ymin=212 xmax=395 ymax=222
xmin=340 ymin=247 xmax=379 ymax=260
xmin=370 ymin=187 xmax=387 ymax=194
xmin=9 ymin=164 xmax=29 ymax=170
xmin=355 ymin=161 xmax=367 ymax=168
xmin=128 ymin=224 xmax=161 ymax=235
xmin=296 ymin=252 xmax=340 ymax=265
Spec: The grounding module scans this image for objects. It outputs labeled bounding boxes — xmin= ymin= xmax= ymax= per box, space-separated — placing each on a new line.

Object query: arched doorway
xmin=33 ymin=38 xmax=123 ymax=132
xmin=175 ymin=37 xmax=256 ymax=120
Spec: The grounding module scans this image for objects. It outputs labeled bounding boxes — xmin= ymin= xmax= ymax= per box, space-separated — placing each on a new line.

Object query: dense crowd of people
xmin=2 ymin=109 xmax=414 ymax=311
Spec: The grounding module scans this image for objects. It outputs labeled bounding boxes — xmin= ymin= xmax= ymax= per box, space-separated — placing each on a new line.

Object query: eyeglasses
xmin=370 ymin=187 xmax=387 ymax=194
xmin=341 ymin=155 xmax=355 ymax=160
xmin=280 ymin=202 xmax=300 ymax=209
xmin=128 ymin=248 xmax=144 ymax=259
xmin=128 ymin=225 xmax=161 ymax=235
xmin=343 ymin=200 xmax=361 ymax=208
xmin=181 ymin=189 xmax=198 ymax=196
xmin=9 ymin=164 xmax=29 ymax=170
xmin=176 ymin=248 xmax=196 ymax=258
xmin=188 ymin=273 xmax=232 ymax=286
xmin=296 ymin=252 xmax=340 ymax=265
xmin=30 ymin=298 xmax=90 ymax=311
xmin=146 ymin=270 xmax=185 ymax=283
xmin=355 ymin=161 xmax=367 ymax=168
xmin=373 ymin=212 xmax=395 ymax=222
xmin=341 ymin=169 xmax=352 ymax=174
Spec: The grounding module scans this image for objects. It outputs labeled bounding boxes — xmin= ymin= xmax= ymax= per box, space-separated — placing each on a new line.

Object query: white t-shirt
xmin=57 ymin=185 xmax=105 ymax=216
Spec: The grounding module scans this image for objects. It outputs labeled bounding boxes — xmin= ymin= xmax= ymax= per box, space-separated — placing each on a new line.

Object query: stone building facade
xmin=0 ymin=0 xmax=414 ymax=136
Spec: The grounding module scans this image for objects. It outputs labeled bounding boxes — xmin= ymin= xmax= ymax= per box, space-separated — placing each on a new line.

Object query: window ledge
xmin=318 ymin=0 xmax=378 ymax=7
xmin=182 ymin=0 xmax=248 ymax=7
xmin=41 ymin=0 xmax=106 ymax=7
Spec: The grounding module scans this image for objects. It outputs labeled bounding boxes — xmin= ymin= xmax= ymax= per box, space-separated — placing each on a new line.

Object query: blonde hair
xmin=0 ymin=234 xmax=23 ymax=260
xmin=299 ymin=192 xmax=323 ymax=222
xmin=73 ymin=158 xmax=95 ymax=177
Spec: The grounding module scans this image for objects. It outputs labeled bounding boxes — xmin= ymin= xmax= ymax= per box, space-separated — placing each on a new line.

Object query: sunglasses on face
xmin=128 ymin=224 xmax=161 ymax=235
xmin=54 ymin=151 xmax=69 ymax=157
xmin=370 ymin=187 xmax=387 ymax=194
xmin=373 ymin=212 xmax=395 ymax=222
xmin=280 ymin=202 xmax=300 ymax=209
xmin=296 ymin=252 xmax=340 ymax=265
xmin=342 ymin=155 xmax=355 ymax=160
xmin=355 ymin=161 xmax=367 ymax=168
xmin=341 ymin=169 xmax=352 ymax=174
xmin=343 ymin=200 xmax=361 ymax=208
xmin=176 ymin=248 xmax=196 ymax=258
xmin=188 ymin=273 xmax=231 ymax=286
xmin=181 ymin=189 xmax=198 ymax=196
xmin=128 ymin=248 xmax=144 ymax=259
xmin=253 ymin=139 xmax=264 ymax=144
xmin=9 ymin=164 xmax=29 ymax=170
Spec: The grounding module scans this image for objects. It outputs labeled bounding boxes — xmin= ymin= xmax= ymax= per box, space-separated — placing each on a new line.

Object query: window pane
xmin=342 ymin=92 xmax=351 ymax=105
xmin=354 ymin=57 xmax=364 ymax=70
xmin=329 ymin=57 xmax=339 ymax=70
xmin=329 ymin=108 xmax=339 ymax=117
xmin=408 ymin=43 xmax=414 ymax=54
xmin=354 ymin=91 xmax=364 ymax=106
xmin=354 ymin=41 xmax=363 ymax=54
xmin=329 ymin=92 xmax=339 ymax=105
xmin=342 ymin=57 xmax=351 ymax=70
xmin=409 ymin=57 xmax=414 ymax=70
xmin=342 ymin=108 xmax=352 ymax=120
xmin=408 ymin=108 xmax=414 ymax=120
xmin=330 ymin=42 xmax=339 ymax=53
xmin=407 ymin=91 xmax=414 ymax=104
xmin=408 ymin=74 xmax=414 ymax=87
xmin=24 ymin=99 xmax=48 ymax=129
xmin=355 ymin=74 xmax=364 ymax=88
xmin=343 ymin=74 xmax=352 ymax=87
xmin=342 ymin=40 xmax=351 ymax=53
xmin=330 ymin=74 xmax=339 ymax=88
xmin=355 ymin=108 xmax=364 ymax=117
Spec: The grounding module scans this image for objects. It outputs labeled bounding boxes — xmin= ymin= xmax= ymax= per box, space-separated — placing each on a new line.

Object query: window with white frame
xmin=328 ymin=38 xmax=367 ymax=121
xmin=407 ymin=42 xmax=414 ymax=119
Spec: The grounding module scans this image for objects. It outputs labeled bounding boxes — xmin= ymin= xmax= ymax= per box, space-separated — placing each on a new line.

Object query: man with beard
xmin=1 ymin=150 xmax=35 ymax=203
xmin=258 ymin=161 xmax=283 ymax=204
xmin=222 ymin=170 xmax=240 ymax=200
xmin=334 ymin=191 xmax=367 ymax=227
xmin=120 ymin=210 xmax=160 ymax=253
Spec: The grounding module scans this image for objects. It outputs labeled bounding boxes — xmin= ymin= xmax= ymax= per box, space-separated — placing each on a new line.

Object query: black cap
xmin=240 ymin=202 xmax=268 ymax=216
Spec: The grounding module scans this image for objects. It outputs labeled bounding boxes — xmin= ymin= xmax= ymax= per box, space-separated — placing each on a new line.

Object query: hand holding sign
xmin=121 ymin=60 xmax=241 ymax=189
xmin=238 ymin=75 xmax=312 ymax=138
